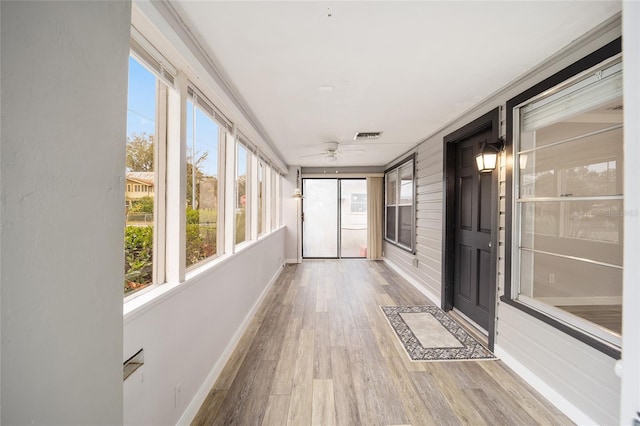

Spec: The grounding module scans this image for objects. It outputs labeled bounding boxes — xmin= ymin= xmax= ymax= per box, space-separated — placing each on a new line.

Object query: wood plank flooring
xmin=192 ymin=260 xmax=573 ymax=426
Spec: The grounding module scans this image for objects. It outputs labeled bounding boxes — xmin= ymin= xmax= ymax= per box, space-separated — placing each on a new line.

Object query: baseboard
xmin=494 ymin=345 xmax=597 ymax=425
xmin=285 ymin=258 xmax=299 ymax=264
xmin=382 ymin=257 xmax=440 ymax=306
xmin=177 ymin=263 xmax=285 ymax=425
xmin=535 ymin=296 xmax=622 ymax=306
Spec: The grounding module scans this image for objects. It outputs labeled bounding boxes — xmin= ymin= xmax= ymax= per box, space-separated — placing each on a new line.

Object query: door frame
xmin=442 ymin=107 xmax=500 ymax=350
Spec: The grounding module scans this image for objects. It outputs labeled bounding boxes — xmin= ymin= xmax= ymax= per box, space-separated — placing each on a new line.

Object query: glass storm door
xmin=302 ymin=178 xmax=368 ymax=258
xmin=303 ymin=179 xmax=338 ymax=257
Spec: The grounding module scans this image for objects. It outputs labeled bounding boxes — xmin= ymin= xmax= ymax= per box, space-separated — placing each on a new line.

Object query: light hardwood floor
xmin=192 ymin=260 xmax=573 ymax=426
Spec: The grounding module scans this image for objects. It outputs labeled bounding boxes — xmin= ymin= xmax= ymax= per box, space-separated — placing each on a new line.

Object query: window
xmin=257 ymin=161 xmax=265 ymax=236
xmin=274 ymin=170 xmax=282 ymax=229
xmin=185 ymin=94 xmax=221 ymax=268
xmin=510 ymin=55 xmax=623 ymax=350
xmin=385 ymin=156 xmax=415 ymax=251
xmin=124 ymin=55 xmax=162 ymax=296
xmin=123 ymin=26 xmax=286 ymax=304
xmin=350 ymin=193 xmax=367 ymax=213
xmin=235 ymin=142 xmax=249 ymax=245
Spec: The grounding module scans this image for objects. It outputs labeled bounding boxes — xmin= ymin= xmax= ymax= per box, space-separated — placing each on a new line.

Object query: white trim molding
xmin=382 ymin=257 xmax=440 ymax=306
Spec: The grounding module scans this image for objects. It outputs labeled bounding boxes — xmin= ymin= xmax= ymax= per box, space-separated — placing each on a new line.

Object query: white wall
xmin=0 ymin=1 xmax=130 ymax=424
xmin=383 ymin=16 xmax=623 ymax=425
xmin=123 ymin=229 xmax=285 ymax=425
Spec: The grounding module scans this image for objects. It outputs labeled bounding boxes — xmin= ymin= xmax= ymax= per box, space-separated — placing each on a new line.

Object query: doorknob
xmin=488 ymin=242 xmax=492 ymax=248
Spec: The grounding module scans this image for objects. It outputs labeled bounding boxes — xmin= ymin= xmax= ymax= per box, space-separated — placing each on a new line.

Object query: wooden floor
xmin=193 ymin=260 xmax=573 ymax=426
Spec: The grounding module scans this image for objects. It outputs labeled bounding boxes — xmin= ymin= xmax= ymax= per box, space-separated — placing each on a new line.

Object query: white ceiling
xmin=171 ymin=1 xmax=620 ymax=168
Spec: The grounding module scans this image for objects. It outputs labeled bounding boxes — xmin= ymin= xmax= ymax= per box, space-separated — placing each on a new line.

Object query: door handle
xmin=488 ymin=242 xmax=492 ymax=248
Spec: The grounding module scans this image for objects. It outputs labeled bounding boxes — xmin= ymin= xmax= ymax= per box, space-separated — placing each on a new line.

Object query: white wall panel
xmin=123 ymin=230 xmax=285 ymax=425
xmin=1 ymin=2 xmax=130 ymax=424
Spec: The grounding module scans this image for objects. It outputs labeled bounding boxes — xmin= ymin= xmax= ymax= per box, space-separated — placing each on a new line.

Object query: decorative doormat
xmin=380 ymin=305 xmax=497 ymax=362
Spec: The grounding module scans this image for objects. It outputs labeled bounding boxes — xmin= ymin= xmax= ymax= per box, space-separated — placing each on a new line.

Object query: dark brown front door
xmin=452 ymin=129 xmax=493 ymax=330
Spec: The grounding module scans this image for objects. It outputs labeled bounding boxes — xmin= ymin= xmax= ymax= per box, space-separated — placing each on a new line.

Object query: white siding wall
xmin=384 ymin=18 xmax=622 ymax=424
xmin=384 ymin=145 xmax=443 ymax=303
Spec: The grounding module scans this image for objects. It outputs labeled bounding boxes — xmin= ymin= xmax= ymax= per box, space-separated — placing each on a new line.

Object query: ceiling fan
xmin=299 ymin=141 xmax=364 ymax=163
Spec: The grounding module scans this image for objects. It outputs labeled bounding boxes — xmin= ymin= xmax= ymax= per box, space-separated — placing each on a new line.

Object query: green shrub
xmin=186 ymin=208 xmax=199 ymax=224
xmin=186 ymin=223 xmax=216 ymax=266
xmin=235 ymin=208 xmax=246 ymax=244
xmin=130 ymin=196 xmax=154 ymax=213
xmin=124 ymin=226 xmax=153 ymax=294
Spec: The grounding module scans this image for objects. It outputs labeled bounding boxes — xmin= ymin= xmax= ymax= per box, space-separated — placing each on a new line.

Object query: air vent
xmin=354 ymin=131 xmax=382 ymax=140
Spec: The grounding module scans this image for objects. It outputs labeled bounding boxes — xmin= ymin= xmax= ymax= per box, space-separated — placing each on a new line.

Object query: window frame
xmin=257 ymin=160 xmax=266 ymax=237
xmin=124 ymin=52 xmax=169 ymax=300
xmin=384 ymin=154 xmax=416 ymax=253
xmin=124 ymin=24 xmax=288 ymax=309
xmin=234 ymin=140 xmax=251 ymax=247
xmin=184 ymin=89 xmax=225 ymax=270
xmin=503 ymin=37 xmax=622 ymax=359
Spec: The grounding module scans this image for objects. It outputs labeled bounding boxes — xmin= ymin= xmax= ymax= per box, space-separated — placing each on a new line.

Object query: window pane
xmin=520 ymin=200 xmax=623 ymax=264
xmin=258 ymin=162 xmax=264 ymax=236
xmin=519 ymin=126 xmax=622 ymax=199
xmin=271 ymin=169 xmax=277 ymax=230
xmin=236 ymin=144 xmax=248 ymax=245
xmin=399 ymin=163 xmax=413 ymax=204
xmin=276 ymin=173 xmax=282 ymax=227
xmin=386 ymin=170 xmax=397 ymax=205
xmin=186 ymin=99 xmax=220 ymax=268
xmin=398 ymin=205 xmax=412 ymax=248
xmin=385 ymin=206 xmax=396 ymax=241
xmin=125 ymin=56 xmax=157 ymax=296
xmin=518 ymin=250 xmax=622 ymax=335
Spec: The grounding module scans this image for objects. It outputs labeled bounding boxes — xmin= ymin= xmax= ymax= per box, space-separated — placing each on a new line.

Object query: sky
xmin=127 ymin=55 xmax=247 ymax=178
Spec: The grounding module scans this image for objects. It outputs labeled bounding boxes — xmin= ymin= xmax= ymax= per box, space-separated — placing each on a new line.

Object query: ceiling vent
xmin=354 ymin=131 xmax=382 ymax=140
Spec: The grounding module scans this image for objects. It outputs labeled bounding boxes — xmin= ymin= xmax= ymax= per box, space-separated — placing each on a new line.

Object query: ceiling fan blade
xmin=342 ymin=141 xmax=413 ymax=146
xmin=299 ymin=152 xmax=327 ymax=159
xmin=340 ymin=149 xmax=365 ymax=153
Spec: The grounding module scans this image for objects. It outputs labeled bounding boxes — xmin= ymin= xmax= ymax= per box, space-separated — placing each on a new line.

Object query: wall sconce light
xmin=293 ymin=169 xmax=303 ymax=199
xmin=475 ymin=137 xmax=505 ymax=173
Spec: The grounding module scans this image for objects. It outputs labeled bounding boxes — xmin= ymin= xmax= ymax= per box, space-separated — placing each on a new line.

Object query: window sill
xmin=384 ymin=238 xmax=415 ymax=255
xmin=124 ymin=226 xmax=285 ymax=324
xmin=499 ymin=295 xmax=621 ymax=359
